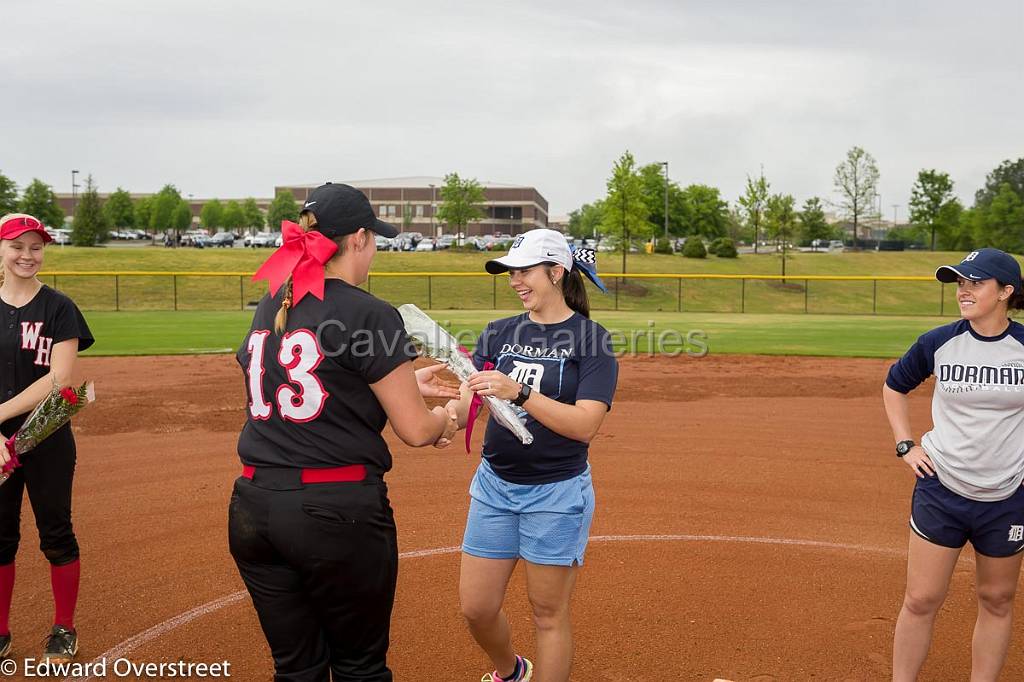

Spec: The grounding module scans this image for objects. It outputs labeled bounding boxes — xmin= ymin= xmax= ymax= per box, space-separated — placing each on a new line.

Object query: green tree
xmin=638 ymin=163 xmax=686 ymax=237
xmin=600 ymin=151 xmax=649 ymax=276
xmin=725 ymin=206 xmax=748 ymax=243
xmin=266 ymin=190 xmax=299 ymax=231
xmin=567 ymin=201 xmax=605 ymax=240
xmin=71 ymin=175 xmax=108 ymax=246
xmin=402 ymin=203 xmax=414 ymax=233
xmin=222 ymin=200 xmax=245 ymax=233
xmin=150 ymin=185 xmax=184 ymax=243
xmin=0 ymin=172 xmax=18 ymax=215
xmin=799 ymin=197 xmax=832 ymax=248
xmin=200 ymin=199 xmax=224 ymax=231
xmin=938 ymin=202 xmax=973 ymax=251
xmin=738 ymin=171 xmax=770 ymax=253
xmin=679 ymin=184 xmax=728 ymax=239
xmin=833 ymin=146 xmax=880 ymax=248
xmin=909 ymin=170 xmax=956 ymax=250
xmin=103 ymin=187 xmax=135 ymax=229
xmin=766 ymin=194 xmax=797 ymax=279
xmin=934 ymin=199 xmax=966 ymax=249
xmin=134 ymin=196 xmax=154 ymax=238
xmin=242 ymin=198 xmax=264 ymax=234
xmin=437 ymin=172 xmax=486 ymax=245
xmin=174 ymin=200 xmax=193 ymax=235
xmin=976 ymin=158 xmax=1024 ymax=208
xmin=18 ymin=179 xmax=64 ymax=228
xmin=973 ymin=184 xmax=1024 ymax=253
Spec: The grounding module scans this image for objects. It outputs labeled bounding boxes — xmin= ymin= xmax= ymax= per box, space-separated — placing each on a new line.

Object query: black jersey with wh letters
xmin=0 ymin=285 xmax=94 ymax=434
xmin=236 ymin=279 xmax=419 ymax=471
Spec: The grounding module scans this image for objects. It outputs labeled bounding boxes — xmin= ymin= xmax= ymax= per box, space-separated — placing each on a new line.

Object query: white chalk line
xmin=68 ymin=533 xmax=904 ymax=682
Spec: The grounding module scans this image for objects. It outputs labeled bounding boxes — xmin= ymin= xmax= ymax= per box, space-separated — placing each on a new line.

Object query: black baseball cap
xmin=935 ymin=248 xmax=1023 ymax=292
xmin=300 ymin=183 xmax=399 ymax=239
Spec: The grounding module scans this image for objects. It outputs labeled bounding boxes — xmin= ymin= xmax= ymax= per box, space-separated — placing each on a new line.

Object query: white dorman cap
xmin=484 ymin=229 xmax=572 ymax=274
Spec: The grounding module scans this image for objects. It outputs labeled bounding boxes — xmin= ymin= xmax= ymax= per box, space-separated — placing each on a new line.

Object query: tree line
xmin=0 ymin=170 xmax=492 ymax=247
xmin=572 ymin=149 xmax=1024 ymax=258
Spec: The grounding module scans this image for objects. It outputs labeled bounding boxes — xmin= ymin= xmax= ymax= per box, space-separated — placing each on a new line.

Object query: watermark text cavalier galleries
xmin=0 ymin=656 xmax=231 ymax=678
xmin=314 ymin=319 xmax=709 ymax=359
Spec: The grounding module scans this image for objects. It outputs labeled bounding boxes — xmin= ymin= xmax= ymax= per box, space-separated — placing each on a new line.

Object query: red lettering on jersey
xmin=20 ymin=322 xmax=42 ymax=350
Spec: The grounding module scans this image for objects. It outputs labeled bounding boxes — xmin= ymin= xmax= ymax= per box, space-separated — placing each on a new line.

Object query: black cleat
xmin=42 ymin=625 xmax=78 ymax=662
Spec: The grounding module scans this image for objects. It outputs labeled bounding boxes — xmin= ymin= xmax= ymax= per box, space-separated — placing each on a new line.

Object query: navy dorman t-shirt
xmin=472 ymin=312 xmax=618 ymax=484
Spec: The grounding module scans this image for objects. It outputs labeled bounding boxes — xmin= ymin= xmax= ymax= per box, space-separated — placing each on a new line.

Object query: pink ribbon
xmin=460 ymin=343 xmax=494 ymax=453
xmin=1 ymin=436 xmax=19 ymax=475
xmin=252 ymin=220 xmax=339 ymax=305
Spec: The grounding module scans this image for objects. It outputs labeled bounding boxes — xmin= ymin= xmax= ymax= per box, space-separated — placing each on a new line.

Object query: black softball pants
xmin=0 ymin=427 xmax=79 ymax=566
xmin=228 ymin=469 xmax=398 ymax=682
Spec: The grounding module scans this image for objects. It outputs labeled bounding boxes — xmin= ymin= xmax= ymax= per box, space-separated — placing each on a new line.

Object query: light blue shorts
xmin=462 ymin=460 xmax=595 ymax=566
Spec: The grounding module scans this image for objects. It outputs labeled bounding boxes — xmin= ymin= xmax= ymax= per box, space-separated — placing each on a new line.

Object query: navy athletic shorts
xmin=910 ymin=473 xmax=1024 ymax=558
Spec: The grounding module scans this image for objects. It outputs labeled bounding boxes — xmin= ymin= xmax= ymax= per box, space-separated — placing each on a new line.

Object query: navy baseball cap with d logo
xmin=935 ymin=248 xmax=1023 ymax=292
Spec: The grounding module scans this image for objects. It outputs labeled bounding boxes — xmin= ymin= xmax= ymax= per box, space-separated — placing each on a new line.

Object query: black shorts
xmin=911 ymin=473 xmax=1024 ymax=558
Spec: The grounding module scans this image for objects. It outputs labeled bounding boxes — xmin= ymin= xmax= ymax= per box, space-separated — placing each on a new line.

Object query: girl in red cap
xmin=0 ymin=214 xmax=94 ymax=664
xmin=230 ymin=184 xmax=459 ymax=682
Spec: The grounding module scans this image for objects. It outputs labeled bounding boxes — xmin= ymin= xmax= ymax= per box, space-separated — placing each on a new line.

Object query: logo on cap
xmin=304 ymin=201 xmax=317 ymax=208
xmin=512 ymin=236 xmax=525 ymax=249
xmin=964 ymin=251 xmax=979 ymax=262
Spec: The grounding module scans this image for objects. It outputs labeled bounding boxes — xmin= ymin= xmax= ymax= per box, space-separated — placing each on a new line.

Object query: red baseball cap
xmin=0 ymin=214 xmax=53 ymax=243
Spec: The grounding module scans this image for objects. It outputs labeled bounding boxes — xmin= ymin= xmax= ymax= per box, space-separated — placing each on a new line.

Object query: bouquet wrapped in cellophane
xmin=398 ymin=304 xmax=533 ymax=448
xmin=0 ymin=381 xmax=95 ymax=486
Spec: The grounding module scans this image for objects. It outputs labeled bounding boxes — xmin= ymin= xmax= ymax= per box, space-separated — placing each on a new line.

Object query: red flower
xmin=60 ymin=387 xmax=79 ymax=406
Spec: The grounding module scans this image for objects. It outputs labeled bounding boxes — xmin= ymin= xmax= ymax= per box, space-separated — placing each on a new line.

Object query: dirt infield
xmin=5 ymin=353 xmax=1023 ymax=680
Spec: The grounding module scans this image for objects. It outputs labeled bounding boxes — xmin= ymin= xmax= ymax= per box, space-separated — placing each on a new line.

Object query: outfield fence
xmin=43 ymin=271 xmax=962 ymax=316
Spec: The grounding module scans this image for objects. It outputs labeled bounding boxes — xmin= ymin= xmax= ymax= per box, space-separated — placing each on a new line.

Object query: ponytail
xmin=561 ymin=267 xmax=590 ymax=318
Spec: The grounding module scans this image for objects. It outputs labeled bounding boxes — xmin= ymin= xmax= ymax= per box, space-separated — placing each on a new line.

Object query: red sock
xmin=50 ymin=560 xmax=80 ymax=630
xmin=0 ymin=562 xmax=13 ymax=636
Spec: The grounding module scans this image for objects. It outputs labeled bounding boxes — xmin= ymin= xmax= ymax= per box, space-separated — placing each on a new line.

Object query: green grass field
xmin=43 ymin=246 xmax=973 ymax=316
xmin=79 ymin=310 xmax=942 ymax=359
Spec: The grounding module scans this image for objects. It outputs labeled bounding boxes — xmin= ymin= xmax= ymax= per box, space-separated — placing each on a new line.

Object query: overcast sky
xmin=3 ymin=0 xmax=1021 ymax=218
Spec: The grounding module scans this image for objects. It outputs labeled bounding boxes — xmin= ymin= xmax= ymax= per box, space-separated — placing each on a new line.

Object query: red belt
xmin=241 ymin=464 xmax=367 ymax=483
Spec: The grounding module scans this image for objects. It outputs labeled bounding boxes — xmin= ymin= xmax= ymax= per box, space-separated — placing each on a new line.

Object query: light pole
xmin=429 ymin=183 xmax=436 ymax=238
xmin=660 ymin=161 xmax=669 ymax=241
xmin=70 ymin=170 xmax=79 ymax=226
xmin=873 ymin=192 xmax=881 ymax=246
xmin=892 ymin=204 xmax=899 ymax=232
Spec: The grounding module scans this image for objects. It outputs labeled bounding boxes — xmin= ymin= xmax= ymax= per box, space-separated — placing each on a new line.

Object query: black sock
xmin=503 ymin=657 xmax=522 ymax=681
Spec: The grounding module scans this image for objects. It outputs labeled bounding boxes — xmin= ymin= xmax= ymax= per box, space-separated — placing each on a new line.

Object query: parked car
xmin=246 ymin=232 xmax=276 ymax=248
xmin=271 ymin=232 xmax=283 ymax=247
xmin=436 ymin=235 xmax=455 ymax=249
xmin=46 ymin=228 xmax=71 ymax=245
xmin=415 ymin=238 xmax=436 ymax=251
xmin=208 ymin=232 xmax=235 ymax=247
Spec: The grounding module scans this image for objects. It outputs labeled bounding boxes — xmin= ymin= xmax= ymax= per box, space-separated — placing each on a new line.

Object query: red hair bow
xmin=252 ymin=221 xmax=339 ymax=305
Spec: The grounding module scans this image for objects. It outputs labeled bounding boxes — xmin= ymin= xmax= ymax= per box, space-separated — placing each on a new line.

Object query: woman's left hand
xmin=415 ymin=364 xmax=460 ymax=399
xmin=467 ymin=370 xmax=521 ymax=401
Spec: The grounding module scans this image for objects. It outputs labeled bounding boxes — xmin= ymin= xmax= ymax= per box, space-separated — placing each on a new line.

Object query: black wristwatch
xmin=512 ymin=383 xmax=532 ymax=407
xmin=896 ymin=440 xmax=915 ymax=458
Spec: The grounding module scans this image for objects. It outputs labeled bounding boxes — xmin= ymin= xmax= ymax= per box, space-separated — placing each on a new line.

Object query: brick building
xmin=276 ymin=177 xmax=549 ymax=237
